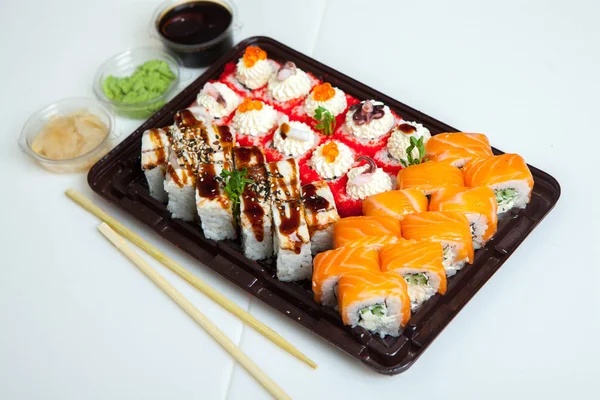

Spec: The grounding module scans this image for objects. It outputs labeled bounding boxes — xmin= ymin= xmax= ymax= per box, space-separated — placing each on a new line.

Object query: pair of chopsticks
xmin=66 ymin=189 xmax=315 ymax=399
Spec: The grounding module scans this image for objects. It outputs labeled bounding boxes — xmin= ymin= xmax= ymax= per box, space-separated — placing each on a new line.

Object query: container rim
xmin=87 ymin=36 xmax=562 ymax=375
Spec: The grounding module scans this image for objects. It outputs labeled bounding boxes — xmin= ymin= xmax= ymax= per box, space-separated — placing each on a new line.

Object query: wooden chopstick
xmin=66 ymin=188 xmax=317 ymax=370
xmin=98 ymin=223 xmax=291 ymax=400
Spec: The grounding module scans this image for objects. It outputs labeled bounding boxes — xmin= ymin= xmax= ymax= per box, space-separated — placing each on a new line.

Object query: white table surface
xmin=1 ymin=0 xmax=599 ymax=398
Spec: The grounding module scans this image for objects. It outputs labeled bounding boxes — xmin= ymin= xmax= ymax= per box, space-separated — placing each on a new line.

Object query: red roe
xmin=242 ymin=46 xmax=267 ymax=68
xmin=312 ymin=83 xmax=336 ymax=102
xmin=210 ymin=65 xmax=401 ymax=218
xmin=321 ymin=141 xmax=339 ymax=163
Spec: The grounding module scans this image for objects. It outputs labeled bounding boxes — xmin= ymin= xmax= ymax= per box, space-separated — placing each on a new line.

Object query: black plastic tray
xmin=88 ymin=36 xmax=561 ymax=375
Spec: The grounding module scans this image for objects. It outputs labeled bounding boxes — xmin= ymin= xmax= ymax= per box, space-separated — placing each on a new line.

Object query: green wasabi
xmin=102 ymin=60 xmax=176 ymax=118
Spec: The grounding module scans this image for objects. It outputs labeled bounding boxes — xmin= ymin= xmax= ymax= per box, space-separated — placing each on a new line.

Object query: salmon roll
xmin=429 ymin=187 xmax=498 ymax=249
xmin=312 ymin=247 xmax=380 ymax=309
xmin=397 ymin=161 xmax=464 ymax=195
xmin=380 ymin=240 xmax=447 ymax=311
xmin=362 ymin=189 xmax=428 ymax=220
xmin=463 ymin=154 xmax=534 ymax=214
xmin=342 ymin=235 xmax=404 ymax=250
xmin=401 ymin=211 xmax=474 ymax=277
xmin=338 ymin=271 xmax=411 ymax=338
xmin=425 ymin=132 xmax=493 ymax=168
xmin=333 ymin=216 xmax=402 ymax=249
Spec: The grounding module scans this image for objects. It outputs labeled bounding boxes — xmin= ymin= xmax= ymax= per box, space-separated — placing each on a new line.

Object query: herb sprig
xmin=400 ymin=136 xmax=427 ymax=167
xmin=220 ymin=168 xmax=253 ymax=216
xmin=314 ymin=106 xmax=336 ymax=136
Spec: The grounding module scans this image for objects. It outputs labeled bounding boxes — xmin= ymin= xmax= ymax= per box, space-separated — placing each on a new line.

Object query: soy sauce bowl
xmin=150 ymin=0 xmax=242 ymax=68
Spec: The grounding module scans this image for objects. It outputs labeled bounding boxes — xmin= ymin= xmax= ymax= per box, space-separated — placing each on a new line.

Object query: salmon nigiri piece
xmin=312 ymin=246 xmax=380 ymax=308
xmin=401 ymin=211 xmax=474 ymax=277
xmin=333 ymin=216 xmax=402 ymax=249
xmin=397 ymin=161 xmax=464 ymax=195
xmin=429 ymin=186 xmax=498 ymax=249
xmin=380 ymin=240 xmax=447 ymax=311
xmin=362 ymin=189 xmax=428 ymax=220
xmin=425 ymin=132 xmax=493 ymax=168
xmin=343 ymin=235 xmax=405 ymax=250
xmin=338 ymin=271 xmax=411 ymax=337
xmin=462 ymin=154 xmax=534 ymax=214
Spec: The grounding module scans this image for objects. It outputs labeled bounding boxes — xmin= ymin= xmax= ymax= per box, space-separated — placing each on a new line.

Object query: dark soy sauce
xmin=159 ymin=1 xmax=232 ymax=45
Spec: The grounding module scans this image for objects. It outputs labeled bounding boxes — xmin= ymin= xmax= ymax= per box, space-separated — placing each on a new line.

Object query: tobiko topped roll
xmin=236 ymin=46 xmax=273 ymax=89
xmin=273 ymin=116 xmax=317 ymax=158
xmin=304 ymin=82 xmax=347 ymax=117
xmin=229 ymin=98 xmax=277 ymax=136
xmin=346 ymin=156 xmax=392 ymax=200
xmin=310 ymin=140 xmax=354 ymax=180
xmin=387 ymin=121 xmax=431 ymax=163
xmin=267 ymin=61 xmax=312 ymax=102
xmin=345 ymin=100 xmax=395 ymax=140
xmin=196 ymin=82 xmax=240 ymax=119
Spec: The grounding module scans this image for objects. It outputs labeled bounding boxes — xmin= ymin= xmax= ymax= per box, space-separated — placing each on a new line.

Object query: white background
xmin=1 ymin=0 xmax=599 ymax=398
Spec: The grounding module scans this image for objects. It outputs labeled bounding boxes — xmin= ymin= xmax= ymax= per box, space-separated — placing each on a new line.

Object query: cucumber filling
xmin=495 ymin=188 xmax=517 ymax=213
xmin=443 ymin=245 xmax=463 ymax=276
xmin=443 ymin=245 xmax=456 ymax=268
xmin=405 ymin=273 xmax=429 ymax=286
xmin=358 ymin=303 xmax=396 ymax=332
xmin=404 ymin=273 xmax=435 ymax=311
xmin=360 ymin=304 xmax=386 ymax=317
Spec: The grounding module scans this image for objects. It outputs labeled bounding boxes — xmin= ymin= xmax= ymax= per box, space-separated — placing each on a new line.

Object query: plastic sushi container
xmin=87 ymin=36 xmax=561 ymax=375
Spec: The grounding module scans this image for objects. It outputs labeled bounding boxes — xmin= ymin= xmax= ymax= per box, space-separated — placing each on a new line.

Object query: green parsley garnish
xmin=400 ymin=136 xmax=427 ymax=167
xmin=220 ymin=168 xmax=253 ymax=217
xmin=314 ymin=106 xmax=336 ymax=136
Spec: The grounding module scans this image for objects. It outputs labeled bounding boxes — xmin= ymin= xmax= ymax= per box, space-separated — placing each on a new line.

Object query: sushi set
xmin=88 ymin=36 xmax=561 ymax=374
